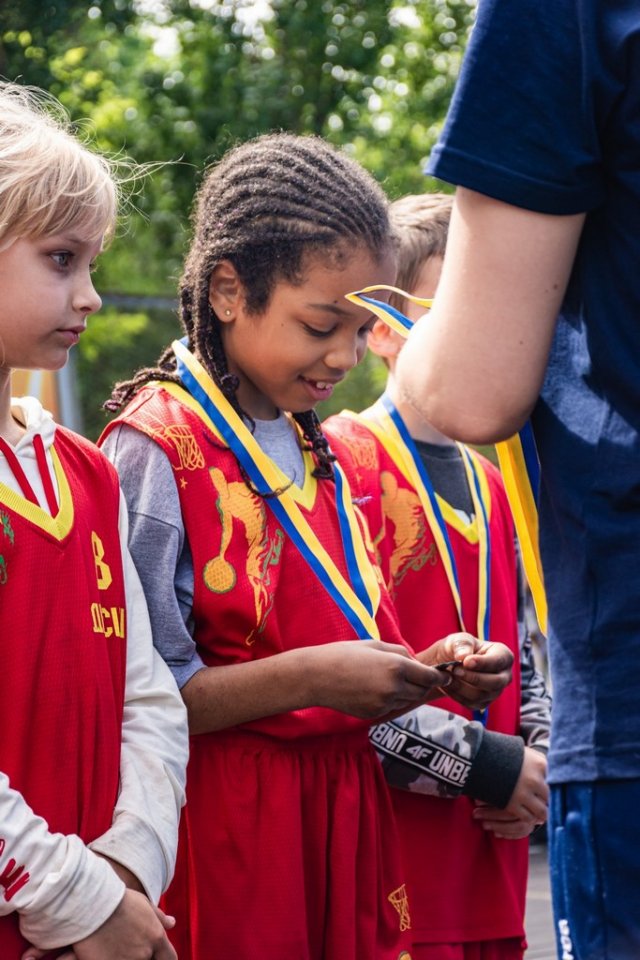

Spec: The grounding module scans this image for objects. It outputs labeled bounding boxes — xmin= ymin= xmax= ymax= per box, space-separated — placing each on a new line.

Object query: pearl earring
xmin=224 ymin=309 xmax=231 ymax=316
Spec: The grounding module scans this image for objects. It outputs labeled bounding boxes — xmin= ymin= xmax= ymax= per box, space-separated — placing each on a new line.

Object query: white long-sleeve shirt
xmin=0 ymin=396 xmax=188 ymax=949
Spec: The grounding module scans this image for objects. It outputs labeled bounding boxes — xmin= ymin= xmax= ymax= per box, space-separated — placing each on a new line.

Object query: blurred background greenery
xmin=1 ymin=0 xmax=475 ymax=438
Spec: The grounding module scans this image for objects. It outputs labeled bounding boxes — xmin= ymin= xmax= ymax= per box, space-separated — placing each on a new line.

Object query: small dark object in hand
xmin=435 ymin=660 xmax=463 ymax=671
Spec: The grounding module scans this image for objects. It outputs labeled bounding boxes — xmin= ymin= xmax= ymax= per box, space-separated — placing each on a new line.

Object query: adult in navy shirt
xmin=396 ymin=2 xmax=640 ymax=958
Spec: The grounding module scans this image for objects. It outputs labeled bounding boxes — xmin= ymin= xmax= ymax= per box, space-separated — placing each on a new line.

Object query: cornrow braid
xmin=107 ymin=132 xmax=392 ymax=487
xmin=293 ymin=410 xmax=337 ymax=480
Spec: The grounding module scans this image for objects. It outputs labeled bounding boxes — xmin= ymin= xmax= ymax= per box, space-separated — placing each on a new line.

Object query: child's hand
xmin=419 ymin=633 xmax=514 ymax=710
xmin=23 ymin=949 xmax=75 ymax=960
xmin=72 ymin=889 xmax=176 ymax=960
xmin=472 ymin=746 xmax=548 ymax=839
xmin=309 ymin=639 xmax=449 ymax=720
xmin=22 ymin=893 xmax=176 ymax=960
xmin=21 ymin=864 xmax=163 ymax=960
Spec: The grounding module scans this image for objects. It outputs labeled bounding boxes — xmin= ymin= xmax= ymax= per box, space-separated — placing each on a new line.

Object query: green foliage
xmin=0 ymin=0 xmax=476 ymax=417
xmin=0 ymin=2 xmax=136 ymax=92
xmin=317 ymin=351 xmax=388 ymax=421
xmin=76 ymin=306 xmax=181 ymax=439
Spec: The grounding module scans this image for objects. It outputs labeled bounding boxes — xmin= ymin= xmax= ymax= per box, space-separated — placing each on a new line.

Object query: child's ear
xmin=209 ymin=260 xmax=244 ymax=322
xmin=367 ymin=318 xmax=404 ymax=360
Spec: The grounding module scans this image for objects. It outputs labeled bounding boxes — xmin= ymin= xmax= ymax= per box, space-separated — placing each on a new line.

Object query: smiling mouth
xmin=301 ymin=377 xmax=342 ymax=398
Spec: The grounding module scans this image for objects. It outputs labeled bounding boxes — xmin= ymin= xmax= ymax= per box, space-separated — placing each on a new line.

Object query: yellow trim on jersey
xmin=0 ymin=446 xmax=73 ymax=540
xmin=343 ymin=405 xmax=492 ymax=642
xmin=344 ymin=407 xmax=491 ymax=543
xmin=158 ymin=380 xmax=318 ymax=510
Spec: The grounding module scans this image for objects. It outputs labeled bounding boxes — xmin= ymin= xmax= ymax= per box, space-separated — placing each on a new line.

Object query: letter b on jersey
xmin=92 ymin=531 xmax=112 ymax=590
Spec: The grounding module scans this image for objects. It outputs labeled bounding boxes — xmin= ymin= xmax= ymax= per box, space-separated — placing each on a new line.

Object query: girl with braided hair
xmin=100 ymin=132 xmax=513 ymax=959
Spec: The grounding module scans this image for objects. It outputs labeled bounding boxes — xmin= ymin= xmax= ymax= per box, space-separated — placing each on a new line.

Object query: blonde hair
xmin=0 ymin=82 xmax=118 ymax=247
xmin=388 ymin=192 xmax=453 ymax=313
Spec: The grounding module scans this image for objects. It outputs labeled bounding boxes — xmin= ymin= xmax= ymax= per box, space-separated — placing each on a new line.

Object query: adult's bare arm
xmin=396 ymin=188 xmax=585 ymax=444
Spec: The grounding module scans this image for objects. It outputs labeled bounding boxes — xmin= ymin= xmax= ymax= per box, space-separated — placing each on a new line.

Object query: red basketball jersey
xmin=0 ymin=428 xmax=127 ymax=957
xmin=326 ymin=412 xmax=528 ymax=945
xmin=106 ymin=384 xmax=415 ymax=960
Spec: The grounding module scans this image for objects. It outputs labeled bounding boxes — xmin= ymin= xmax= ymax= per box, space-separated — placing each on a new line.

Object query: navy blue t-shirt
xmin=427 ymin=0 xmax=640 ymax=783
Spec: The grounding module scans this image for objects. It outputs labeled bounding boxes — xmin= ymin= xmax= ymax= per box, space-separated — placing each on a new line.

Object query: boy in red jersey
xmin=0 ymin=82 xmax=188 ymax=959
xmin=325 ymin=193 xmax=551 ymax=960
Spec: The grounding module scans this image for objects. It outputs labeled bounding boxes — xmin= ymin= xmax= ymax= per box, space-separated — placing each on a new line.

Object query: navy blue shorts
xmin=549 ymin=781 xmax=640 ymax=959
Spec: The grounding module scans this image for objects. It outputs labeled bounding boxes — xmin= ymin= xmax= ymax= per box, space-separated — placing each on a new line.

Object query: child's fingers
xmin=472 ymin=807 xmax=533 ymax=837
xmin=473 ymin=805 xmax=516 ymax=822
xmin=483 ymin=821 xmax=537 ymax=840
xmin=514 ymin=794 xmax=549 ymax=823
xmin=445 ymin=632 xmax=478 ymax=660
xmin=446 ymin=643 xmax=514 ymax=709
xmin=462 ymin=641 xmax=514 ymax=674
xmin=23 ymin=951 xmax=75 ymax=960
xmin=363 ymin=639 xmax=415 ymax=658
xmin=403 ymin=660 xmax=452 ymax=692
xmin=152 ymin=905 xmax=176 ymax=930
xmin=475 ymin=798 xmax=547 ymax=824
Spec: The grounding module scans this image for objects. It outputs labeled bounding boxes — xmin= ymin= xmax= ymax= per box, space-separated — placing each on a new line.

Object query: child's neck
xmin=384 ymin=374 xmax=454 ymax=447
xmin=0 ymin=371 xmax=25 ymax=445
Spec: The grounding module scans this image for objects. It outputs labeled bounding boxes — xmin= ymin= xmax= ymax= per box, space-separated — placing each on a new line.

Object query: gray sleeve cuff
xmin=461 ymin=729 xmax=525 ymax=808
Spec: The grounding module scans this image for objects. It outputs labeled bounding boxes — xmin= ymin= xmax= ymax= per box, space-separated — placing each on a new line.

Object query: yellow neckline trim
xmin=157 ymin=380 xmax=318 ymax=510
xmin=441 ymin=447 xmax=492 ymax=542
xmin=0 ymin=446 xmax=74 ymax=540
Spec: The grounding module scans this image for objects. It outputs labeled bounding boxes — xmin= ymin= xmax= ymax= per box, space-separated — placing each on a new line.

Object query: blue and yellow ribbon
xmin=346 ymin=394 xmax=492 ymax=724
xmin=495 ymin=425 xmax=547 ymax=634
xmin=345 ymin=284 xmax=432 ymax=336
xmin=363 ymin=394 xmax=492 ymax=646
xmin=173 ymin=339 xmax=381 ymax=639
xmin=346 ymin=285 xmax=547 ymax=636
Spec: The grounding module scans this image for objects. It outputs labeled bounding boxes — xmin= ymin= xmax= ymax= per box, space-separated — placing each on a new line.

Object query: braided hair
xmin=107 ymin=132 xmax=392 ymax=481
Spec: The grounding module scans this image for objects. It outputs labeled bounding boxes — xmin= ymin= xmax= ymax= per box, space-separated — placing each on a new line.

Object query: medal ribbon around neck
xmin=366 ymin=393 xmax=492 ymax=648
xmin=494 ymin=426 xmax=547 ymax=634
xmin=346 ymin=284 xmax=548 ymax=636
xmin=172 ymin=339 xmax=381 ymax=640
xmin=345 ymin=284 xmax=432 ymax=335
xmin=354 ymin=393 xmax=491 ymax=724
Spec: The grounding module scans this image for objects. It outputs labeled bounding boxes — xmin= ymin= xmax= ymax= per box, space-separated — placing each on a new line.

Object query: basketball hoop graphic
xmin=388 ymin=883 xmax=411 ymax=932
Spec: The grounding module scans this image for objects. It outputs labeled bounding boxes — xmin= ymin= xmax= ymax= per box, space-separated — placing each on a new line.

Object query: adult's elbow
xmin=400 ymin=370 xmax=532 ymax=444
xmin=431 ymin=402 xmax=530 ymax=445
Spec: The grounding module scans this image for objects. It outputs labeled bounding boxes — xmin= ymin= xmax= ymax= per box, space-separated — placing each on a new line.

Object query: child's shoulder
xmin=324 ymin=410 xmax=383 ymax=464
xmin=56 ymin=423 xmax=119 ymax=472
xmin=323 ymin=412 xmax=390 ymax=499
xmin=56 ymin=422 xmax=107 ymax=455
xmin=100 ymin=382 xmax=192 ymax=447
xmin=324 ymin=409 xmax=380 ymax=445
xmin=53 ymin=424 xmax=123 ymax=508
